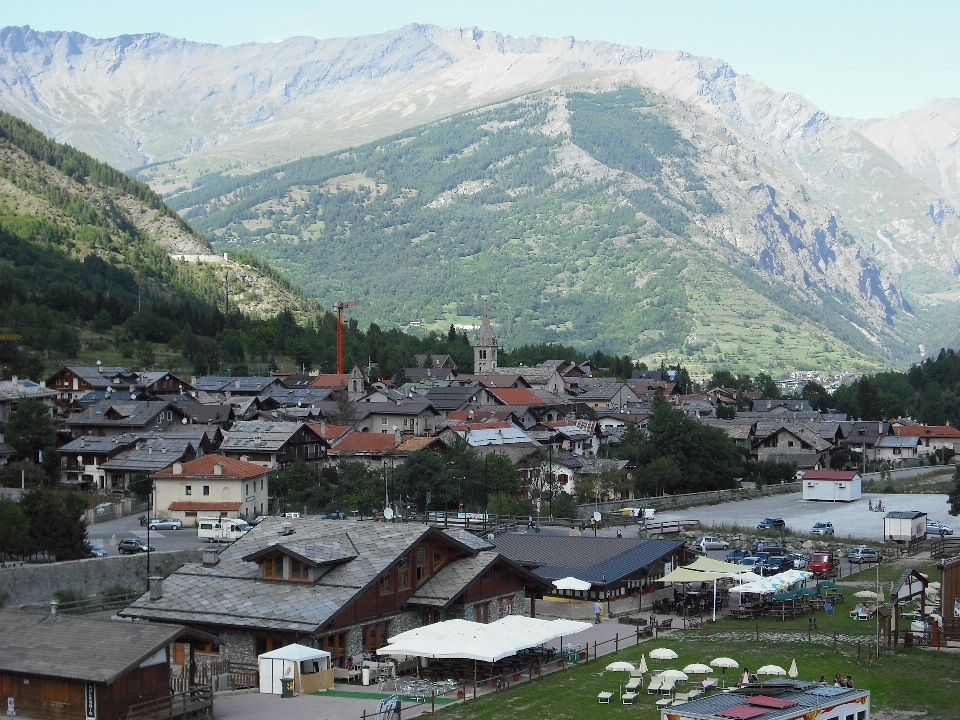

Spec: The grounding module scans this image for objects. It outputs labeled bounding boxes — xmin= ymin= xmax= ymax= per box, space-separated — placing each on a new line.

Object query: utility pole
xmin=225 ymin=269 xmax=229 ymax=318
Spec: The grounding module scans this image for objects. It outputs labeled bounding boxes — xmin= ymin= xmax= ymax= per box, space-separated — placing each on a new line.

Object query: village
xmin=1 ymin=311 xmax=960 ymax=720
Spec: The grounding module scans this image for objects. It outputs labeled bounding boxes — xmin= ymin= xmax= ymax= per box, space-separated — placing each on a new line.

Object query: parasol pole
xmin=713 ymin=577 xmax=718 ymax=622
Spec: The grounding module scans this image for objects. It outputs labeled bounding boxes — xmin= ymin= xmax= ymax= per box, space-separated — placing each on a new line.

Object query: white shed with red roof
xmin=801 ymin=470 xmax=861 ymax=502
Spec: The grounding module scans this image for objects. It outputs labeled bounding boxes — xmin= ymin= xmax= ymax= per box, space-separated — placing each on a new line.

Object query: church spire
xmin=474 ymin=306 xmax=498 ymax=374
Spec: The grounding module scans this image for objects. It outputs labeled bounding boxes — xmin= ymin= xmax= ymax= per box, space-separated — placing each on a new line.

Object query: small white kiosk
xmin=801 ymin=470 xmax=861 ymax=502
xmin=258 ymin=643 xmax=333 ymax=696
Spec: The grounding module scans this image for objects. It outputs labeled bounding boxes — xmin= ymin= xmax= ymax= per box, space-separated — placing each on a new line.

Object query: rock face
xmin=848 ymin=98 xmax=960 ymax=207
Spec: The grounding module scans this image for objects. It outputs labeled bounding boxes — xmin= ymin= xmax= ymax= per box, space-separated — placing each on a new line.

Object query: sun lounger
xmin=646 ymin=676 xmax=665 ymax=694
xmin=656 ymin=698 xmax=673 ymax=709
xmin=659 ymin=678 xmax=676 ymax=695
xmin=598 ymin=691 xmax=613 ymax=704
xmin=622 ymin=692 xmax=638 ymax=705
xmin=687 ymin=688 xmax=702 ymax=699
xmin=625 ymin=678 xmax=642 ymax=691
xmin=673 ymin=692 xmax=689 ymax=702
xmin=630 ymin=668 xmax=644 ymax=678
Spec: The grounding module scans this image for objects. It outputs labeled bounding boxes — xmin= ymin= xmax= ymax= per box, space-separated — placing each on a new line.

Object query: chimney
xmin=878 ymin=422 xmax=883 ymax=433
xmin=235 ymin=379 xmax=241 ymax=389
xmin=50 ymin=600 xmax=58 ymax=617
xmin=280 ymin=522 xmax=294 ymax=536
xmin=395 ymin=429 xmax=402 ymax=446
xmin=173 ymin=462 xmax=183 ymax=474
xmin=148 ymin=446 xmax=153 ymax=455
xmin=214 ymin=462 xmax=223 ymax=475
xmin=11 ymin=375 xmax=17 ymax=384
xmin=202 ymin=548 xmax=220 ymax=566
xmin=191 ymin=376 xmax=197 ymax=385
xmin=79 ymin=437 xmax=84 ymax=448
xmin=149 ymin=576 xmax=163 ymax=601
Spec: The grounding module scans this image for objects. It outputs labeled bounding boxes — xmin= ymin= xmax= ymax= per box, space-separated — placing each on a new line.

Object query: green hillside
xmin=172 ymin=88 xmax=906 ymax=375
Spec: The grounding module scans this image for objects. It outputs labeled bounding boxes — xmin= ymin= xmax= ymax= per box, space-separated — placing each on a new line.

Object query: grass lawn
xmin=438 ymin=622 xmax=960 ymax=720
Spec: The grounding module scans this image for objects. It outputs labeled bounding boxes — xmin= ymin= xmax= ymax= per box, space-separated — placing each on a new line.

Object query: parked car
xmin=321 ymin=512 xmax=346 ymax=520
xmin=810 ymin=521 xmax=835 ymax=536
xmin=725 ymin=549 xmax=749 ymax=564
xmin=147 ymin=518 xmax=182 ymax=531
xmin=249 ymin=516 xmax=269 ymax=526
xmin=751 ymin=540 xmax=786 ymax=555
xmin=757 ymin=517 xmax=786 ymax=530
xmin=926 ymin=520 xmax=954 ymax=536
xmin=762 ymin=556 xmax=794 ymax=574
xmin=694 ymin=535 xmax=730 ymax=550
xmin=738 ymin=556 xmax=764 ymax=573
xmin=847 ymin=546 xmax=882 ymax=564
xmin=118 ymin=538 xmax=155 ymax=554
xmin=87 ymin=544 xmax=108 ymax=558
xmin=786 ymin=552 xmax=808 ymax=569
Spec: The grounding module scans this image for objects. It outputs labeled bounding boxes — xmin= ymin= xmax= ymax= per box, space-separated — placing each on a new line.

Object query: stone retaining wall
xmin=0 ymin=549 xmax=202 ymax=606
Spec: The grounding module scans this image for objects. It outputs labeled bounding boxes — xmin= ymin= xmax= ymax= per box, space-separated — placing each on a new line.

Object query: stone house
xmin=120 ymin=518 xmax=548 ymax=667
xmin=218 ymin=421 xmax=328 ymax=469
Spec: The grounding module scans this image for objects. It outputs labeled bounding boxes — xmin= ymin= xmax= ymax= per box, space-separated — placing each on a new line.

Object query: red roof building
xmin=151 ymin=454 xmax=269 ymax=525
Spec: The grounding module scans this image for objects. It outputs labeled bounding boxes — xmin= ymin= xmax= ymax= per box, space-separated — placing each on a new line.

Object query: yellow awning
xmin=688 ymin=556 xmax=747 ymax=575
xmin=659 ymin=567 xmax=727 ymax=583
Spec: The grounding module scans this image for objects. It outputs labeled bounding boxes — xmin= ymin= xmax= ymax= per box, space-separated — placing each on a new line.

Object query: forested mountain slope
xmin=171 ymin=85 xmax=957 ymax=375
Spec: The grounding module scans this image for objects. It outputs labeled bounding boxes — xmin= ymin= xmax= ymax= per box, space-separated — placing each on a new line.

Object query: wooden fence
xmin=126 ymin=685 xmax=212 ymax=720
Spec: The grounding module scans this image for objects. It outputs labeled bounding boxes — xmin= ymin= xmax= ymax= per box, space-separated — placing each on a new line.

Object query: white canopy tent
xmin=381 ymin=616 xmax=591 ymax=663
xmin=727 ymin=570 xmax=813 ymax=596
xmin=257 ymin=643 xmax=331 ymax=695
xmin=552 ymin=576 xmax=592 ymax=591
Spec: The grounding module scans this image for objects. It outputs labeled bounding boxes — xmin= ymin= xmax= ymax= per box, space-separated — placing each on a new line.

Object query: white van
xmin=197 ymin=517 xmax=251 ymax=543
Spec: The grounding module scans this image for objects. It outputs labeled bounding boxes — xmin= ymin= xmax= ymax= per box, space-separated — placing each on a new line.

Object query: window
xmin=416 ymin=546 xmax=428 ymax=583
xmin=263 ymin=555 xmax=283 ymax=579
xmin=320 ymin=633 xmax=346 ymax=665
xmin=245 ymin=483 xmax=249 ymax=496
xmin=167 ymin=411 xmax=173 ymax=420
xmin=290 ymin=558 xmax=308 ymax=581
xmin=476 ymin=602 xmax=489 ymax=623
xmin=185 ymin=485 xmax=192 ymax=496
xmin=857 ymin=713 xmax=866 ymax=720
xmin=256 ymin=636 xmax=288 ymax=655
xmin=504 ymin=596 xmax=513 ymax=615
xmin=203 ymin=485 xmax=210 ymax=496
xmin=382 ymin=417 xmax=388 ymax=425
xmin=379 ymin=571 xmax=392 ymax=594
xmin=45 ymin=679 xmax=70 ymax=703
xmin=158 ymin=414 xmax=164 ymax=423
xmin=397 ymin=556 xmax=410 ymax=589
xmin=365 ymin=621 xmax=390 ymax=651
xmin=403 ymin=419 xmax=408 ymax=428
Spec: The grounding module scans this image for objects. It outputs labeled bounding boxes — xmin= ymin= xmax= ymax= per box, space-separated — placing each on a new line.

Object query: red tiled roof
xmin=151 ymin=454 xmax=267 ymax=480
xmin=307 ymin=423 xmax=352 ymax=440
xmin=802 ymin=470 xmax=859 ymax=480
xmin=168 ymin=501 xmax=241 ymax=511
xmin=311 ymin=374 xmax=350 ymax=388
xmin=894 ymin=425 xmax=960 ymax=438
xmin=488 ymin=388 xmax=544 ymax=405
xmin=331 ymin=433 xmax=399 ymax=453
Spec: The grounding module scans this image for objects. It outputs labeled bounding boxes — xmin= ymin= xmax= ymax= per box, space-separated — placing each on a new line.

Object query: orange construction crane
xmin=333 ymin=300 xmax=359 ymax=374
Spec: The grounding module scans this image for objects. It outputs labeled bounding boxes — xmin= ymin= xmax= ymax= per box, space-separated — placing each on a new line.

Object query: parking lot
xmin=86 ymin=514 xmax=208 ymax=554
xmin=653 ymin=491 xmax=950 ymax=542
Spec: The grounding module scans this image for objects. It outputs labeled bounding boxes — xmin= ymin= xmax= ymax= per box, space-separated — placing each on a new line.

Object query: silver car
xmin=147 ymin=518 xmax=183 ymax=530
xmin=786 ymin=552 xmax=807 ymax=569
xmin=694 ymin=535 xmax=730 ymax=550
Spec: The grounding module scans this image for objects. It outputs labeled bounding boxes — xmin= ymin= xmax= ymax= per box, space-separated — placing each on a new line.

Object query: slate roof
xmin=577 ymin=384 xmax=629 ymax=401
xmin=423 ymin=386 xmax=481 ymax=411
xmin=59 ymin=435 xmax=139 ymax=454
xmin=0 ymin=379 xmax=57 ymax=402
xmin=492 ymin=537 xmax=685 ymax=586
xmin=99 ymin=438 xmax=197 ymax=472
xmin=455 ymin=426 xmax=537 ymax=447
xmin=66 ymin=400 xmax=178 ymax=429
xmin=407 ymin=551 xmax=499 ymax=607
xmin=191 ymin=377 xmax=283 ymax=394
xmin=257 ymin=388 xmax=333 ymax=407
xmin=221 ymin=421 xmax=306 ymax=452
xmin=353 ymin=401 xmax=437 ymax=417
xmin=752 ymin=399 xmax=814 ymax=413
xmin=877 ymin=436 xmax=921 ymax=448
xmin=0 ymin=610 xmax=186 ymax=684
xmin=121 ymin=518 xmax=479 ymax=633
xmin=700 ymin=418 xmax=757 ymax=440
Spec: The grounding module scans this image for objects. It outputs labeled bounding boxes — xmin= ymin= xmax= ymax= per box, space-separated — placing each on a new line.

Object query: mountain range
xmin=1 ymin=24 xmax=958 ymax=374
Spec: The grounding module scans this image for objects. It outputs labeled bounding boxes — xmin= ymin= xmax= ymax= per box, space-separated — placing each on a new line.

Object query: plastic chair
xmin=824 ymin=602 xmax=834 ymax=615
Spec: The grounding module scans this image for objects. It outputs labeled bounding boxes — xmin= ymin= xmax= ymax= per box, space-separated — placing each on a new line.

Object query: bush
xmin=102 ymin=583 xmax=136 ymax=598
xmin=54 ymin=588 xmax=87 ymax=604
xmin=549 ymin=493 xmax=579 ymax=520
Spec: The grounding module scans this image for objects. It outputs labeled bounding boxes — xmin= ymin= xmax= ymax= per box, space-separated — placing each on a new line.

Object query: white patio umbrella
xmin=659 ymin=669 xmax=689 ymax=681
xmin=788 ymin=659 xmax=798 ymax=679
xmin=650 ymin=648 xmax=678 ymax=660
xmin=682 ymin=663 xmax=713 ymax=675
xmin=757 ymin=664 xmax=787 ymax=676
xmin=854 ymin=590 xmax=880 ymax=599
xmin=711 ymin=657 xmax=738 ymax=688
xmin=638 ymin=655 xmax=648 ymax=674
xmin=605 ymin=661 xmax=636 ymax=672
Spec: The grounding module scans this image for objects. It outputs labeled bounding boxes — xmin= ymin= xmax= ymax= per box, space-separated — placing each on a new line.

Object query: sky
xmin=1 ymin=0 xmax=957 ymax=119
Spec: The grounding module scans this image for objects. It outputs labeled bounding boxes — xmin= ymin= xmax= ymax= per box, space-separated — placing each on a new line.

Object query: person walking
xmin=594 ymin=601 xmax=602 ymax=624
xmin=616 ymin=528 xmax=623 ymax=538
